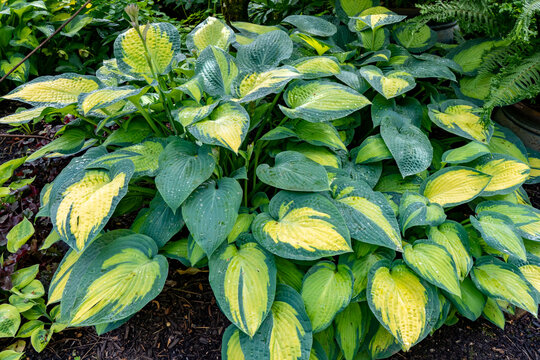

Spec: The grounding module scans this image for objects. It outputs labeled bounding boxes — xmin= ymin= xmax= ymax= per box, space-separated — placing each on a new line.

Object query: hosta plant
xmin=1 ymin=1 xmax=540 ymax=358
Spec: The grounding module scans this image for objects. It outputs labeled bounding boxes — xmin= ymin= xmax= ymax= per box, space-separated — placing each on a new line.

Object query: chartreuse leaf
xmin=399 ymin=192 xmax=446 ymax=233
xmin=335 ymin=0 xmax=377 ymax=20
xmin=355 ymin=135 xmax=392 ymax=164
xmin=233 ymin=67 xmax=300 ymax=102
xmin=441 ymin=142 xmax=490 ymax=164
xmin=6 ymin=217 xmax=34 ymax=253
xmin=58 ymin=233 xmax=168 ymax=326
xmin=182 ymin=178 xmax=242 ymax=255
xmin=187 ymin=235 xmax=206 ymax=266
xmin=11 ymin=265 xmax=39 ymax=290
xmin=256 ymin=151 xmax=330 ymax=192
xmin=187 ymin=16 xmax=234 ymax=54
xmin=359 ymin=66 xmax=415 ymax=99
xmin=483 ymin=297 xmax=506 ymax=329
xmin=0 ymin=304 xmax=21 ymax=337
xmin=331 ymin=178 xmax=402 ymax=251
xmin=476 ymin=200 xmax=540 ymax=241
xmin=239 ymin=284 xmax=312 ymax=360
xmin=287 ymin=143 xmax=341 ymax=169
xmin=227 ymin=213 xmax=256 ymax=243
xmin=369 ymin=324 xmax=401 ymax=359
xmin=471 ymin=257 xmax=537 ymax=316
xmin=175 ymin=102 xmax=218 ymax=127
xmin=314 ymin=326 xmax=339 ymax=360
xmin=309 ymin=340 xmax=328 ymax=360
xmin=293 ymin=121 xmax=347 ymax=151
xmin=236 ymin=30 xmax=293 ymax=72
xmin=209 ymin=240 xmax=276 ymax=337
xmin=78 ymin=86 xmax=141 ymax=116
xmin=275 ymin=257 xmax=304 ymax=292
xmin=427 ymin=221 xmax=472 ymax=281
xmin=26 ymin=129 xmax=87 ymax=162
xmin=195 ymin=46 xmax=238 ymax=98
xmin=392 ymin=22 xmax=436 ymax=53
xmin=352 ymin=7 xmax=405 ymax=31
xmin=427 ymin=100 xmax=493 ymax=143
xmin=421 ymin=166 xmax=492 ymax=207
xmin=0 ymin=350 xmax=24 ymax=360
xmin=291 ymin=57 xmax=341 ymax=79
xmin=514 ymin=258 xmax=540 ymax=294
xmin=0 ymin=106 xmax=48 ymax=125
xmin=403 ymin=240 xmax=461 ymax=296
xmin=188 ymin=102 xmax=250 ymax=154
xmin=487 ymin=125 xmax=529 ymax=163
xmin=357 ymin=28 xmax=389 ymax=52
xmin=114 ymin=23 xmax=181 ymax=80
xmin=232 ymin=22 xmax=280 ymax=36
xmin=3 ymin=74 xmax=99 ymax=107
xmin=176 ymin=75 xmax=204 ymax=103
xmin=470 ymin=212 xmax=527 ymax=260
xmin=334 ymin=302 xmax=368 ymax=360
xmin=282 ymin=15 xmax=337 ymax=37
xmin=445 ymin=277 xmax=485 ymax=321
xmin=301 ymin=261 xmax=353 ymax=333
xmin=447 ymin=39 xmax=502 ymax=75
xmin=279 ymin=80 xmax=370 ymax=122
xmin=381 ymin=116 xmax=433 ymax=177
xmin=222 ymin=325 xmax=246 ymax=360
xmin=252 ymin=191 xmax=351 ymax=261
xmin=473 ymin=154 xmax=530 ymax=196
xmin=50 ymin=162 xmax=133 ymax=252
xmin=16 ymin=319 xmax=44 ymax=338
xmin=367 ymin=260 xmax=439 ymax=351
xmin=527 ymin=149 xmax=540 ymax=184
xmin=156 ymin=139 xmax=215 ymax=211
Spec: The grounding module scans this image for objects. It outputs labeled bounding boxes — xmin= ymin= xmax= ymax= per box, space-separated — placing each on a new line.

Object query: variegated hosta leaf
xmin=182 ymin=177 xmax=242 ymax=256
xmin=0 ymin=304 xmax=20 ymax=338
xmin=88 ymin=139 xmax=165 ymax=178
xmin=57 ymin=232 xmax=168 ymax=326
xmin=359 ymin=66 xmax=415 ymax=99
xmin=232 ymin=22 xmax=280 ymax=36
xmin=236 ymin=30 xmax=293 ymax=72
xmin=222 ymin=325 xmax=246 ymax=360
xmin=227 ymin=213 xmax=256 ymax=243
xmin=447 ymin=39 xmax=503 ymax=75
xmin=3 ymin=74 xmax=100 ymax=107
xmin=233 ymin=67 xmax=300 ymax=103
xmin=290 ymin=56 xmax=341 ymax=79
xmin=371 ymin=94 xmax=423 ymax=128
xmin=380 ymin=116 xmax=433 ymax=177
xmin=309 ymin=340 xmax=329 ymax=360
xmin=114 ymin=23 xmax=181 ymax=80
xmin=334 ymin=302 xmax=369 ymax=360
xmin=209 ymin=241 xmax=276 ymax=337
xmin=476 ymin=200 xmax=540 ymax=241
xmin=470 ymin=212 xmax=527 ymax=261
xmin=444 ymin=277 xmax=485 ymax=321
xmin=188 ymin=102 xmax=250 ymax=154
xmin=367 ymin=260 xmax=439 ymax=351
xmin=275 ymin=257 xmax=304 ymax=292
xmin=352 ymin=10 xmax=406 ymax=31
xmin=0 ymin=106 xmax=48 ymax=125
xmin=292 ymin=120 xmax=346 ymax=151
xmin=427 ymin=100 xmax=493 ymax=143
xmin=95 ymin=59 xmax=138 ymax=86
xmin=355 ymin=134 xmax=392 ymax=164
xmin=301 ymin=261 xmax=353 ymax=333
xmin=155 ymin=139 xmax=215 ymax=211
xmin=471 ymin=257 xmax=538 ymax=316
xmin=279 ymin=80 xmax=370 ymax=122
xmin=397 ymin=56 xmax=457 ymax=82
xmin=335 ymin=0 xmax=376 ymax=20
xmin=427 ymin=221 xmax=473 ymax=281
xmin=487 ymin=125 xmax=529 ymax=164
xmin=441 ymin=142 xmax=491 ymax=164
xmin=50 ymin=161 xmax=133 ymax=252
xmin=368 ymin=325 xmax=401 ymax=360
xmin=398 ymin=191 xmax=446 ymax=233
xmin=282 ymin=15 xmax=337 ymax=37
xmin=473 ymin=154 xmax=530 ymax=196
xmin=357 ymin=28 xmax=389 ymax=52
xmin=403 ymin=240 xmax=461 ymax=296
xmin=186 ymin=16 xmax=235 ymax=54
xmin=527 ymin=149 xmax=540 ymax=184
xmin=175 ymin=101 xmax=219 ymax=127
xmin=314 ymin=326 xmax=339 ymax=360
xmin=421 ymin=166 xmax=492 ymax=207
xmin=176 ymin=75 xmax=204 ymax=103
xmin=78 ymin=86 xmax=142 ymax=116
xmin=195 ymin=46 xmax=238 ymax=98
xmin=239 ymin=285 xmax=312 ymax=360
xmin=513 ymin=258 xmax=540 ymax=294
xmin=256 ymin=151 xmax=330 ymax=192
xmin=483 ymin=297 xmax=506 ymax=329
xmin=392 ymin=22 xmax=436 ymax=53
xmin=360 ymin=49 xmax=392 ymax=65
xmin=331 ymin=178 xmax=402 ymax=251
xmin=252 ymin=191 xmax=352 ymax=260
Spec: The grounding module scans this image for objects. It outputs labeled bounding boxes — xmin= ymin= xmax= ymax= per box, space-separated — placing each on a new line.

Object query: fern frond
xmin=478 ymin=43 xmax=529 ymax=75
xmin=484 ymin=51 xmax=540 ymax=110
xmin=509 ymin=0 xmax=540 ymax=42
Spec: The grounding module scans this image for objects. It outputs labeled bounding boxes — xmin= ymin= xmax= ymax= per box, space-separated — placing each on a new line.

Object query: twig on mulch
xmin=0 ymin=133 xmax=51 ymax=140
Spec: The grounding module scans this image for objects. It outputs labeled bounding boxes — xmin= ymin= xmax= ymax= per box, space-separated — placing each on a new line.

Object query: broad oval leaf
xmin=471 ymin=257 xmax=537 ymax=316
xmin=335 ymin=0 xmax=376 ymax=20
xmin=334 ymin=302 xmax=368 ymax=360
xmin=252 ymin=191 xmax=352 ymax=260
xmin=256 ymin=151 xmax=330 ymax=192
xmin=368 ymin=324 xmax=401 ymax=360
xmin=291 ymin=56 xmax=341 ymax=79
xmin=473 ymin=154 xmax=530 ymax=196
xmin=175 ymin=101 xmax=219 ymax=127
xmin=282 ymin=15 xmax=337 ymax=37
xmin=236 ymin=30 xmax=293 ymax=72
xmin=398 ymin=191 xmax=446 ymax=233
xmin=403 ymin=240 xmax=461 ymax=296
xmin=444 ymin=277 xmax=485 ymax=321
xmin=78 ymin=86 xmax=141 ymax=116
xmin=0 ymin=304 xmax=21 ymax=338
xmin=0 ymin=106 xmax=48 ymax=125
xmin=195 ymin=46 xmax=238 ymax=98
xmin=186 ymin=16 xmax=235 ymax=54
xmin=476 ymin=200 xmax=540 ymax=241
xmin=441 ymin=142 xmax=491 ymax=164
xmin=292 ymin=120 xmax=346 ymax=151
xmin=301 ymin=261 xmax=353 ymax=333
xmin=3 ymin=74 xmax=100 ymax=107
xmin=188 ymin=102 xmax=250 ymax=154
xmin=155 ymin=138 xmax=215 ymax=211
xmin=392 ymin=22 xmax=436 ymax=53
xmin=286 ymin=143 xmax=341 ymax=169
xmin=371 ymin=94 xmax=423 ymax=128
xmin=367 ymin=260 xmax=439 ymax=351
xmin=210 ymin=241 xmax=276 ymax=337
xmin=359 ymin=66 xmax=415 ymax=99
xmin=233 ymin=67 xmax=300 ymax=103
xmin=279 ymin=80 xmax=370 ymax=122
xmin=275 ymin=257 xmax=304 ymax=292
xmin=114 ymin=23 xmax=181 ymax=79
xmin=239 ymin=284 xmax=312 ymax=360
xmin=483 ymin=297 xmax=506 ymax=329
xmin=488 ymin=125 xmax=529 ymax=164
xmin=58 ymin=232 xmax=168 ymax=326
xmin=6 ymin=217 xmax=34 ymax=253
xmin=421 ymin=166 xmax=492 ymax=207
xmin=355 ymin=135 xmax=392 ymax=164
xmin=182 ymin=177 xmax=243 ymax=256
xmin=222 ymin=325 xmax=246 ymax=360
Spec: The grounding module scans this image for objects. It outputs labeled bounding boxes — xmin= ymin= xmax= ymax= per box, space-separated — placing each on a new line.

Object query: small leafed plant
xmin=1 ymin=0 xmax=540 ymax=359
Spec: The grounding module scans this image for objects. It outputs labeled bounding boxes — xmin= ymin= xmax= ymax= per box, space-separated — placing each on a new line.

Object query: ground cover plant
xmin=0 ymin=0 xmax=539 ymax=359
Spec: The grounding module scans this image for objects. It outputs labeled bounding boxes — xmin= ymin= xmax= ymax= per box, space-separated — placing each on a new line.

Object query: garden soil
xmin=1 ymin=101 xmax=539 ymax=360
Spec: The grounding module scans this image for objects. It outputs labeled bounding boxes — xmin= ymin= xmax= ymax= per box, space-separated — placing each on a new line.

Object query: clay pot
xmin=493 ymin=102 xmax=540 ymax=151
